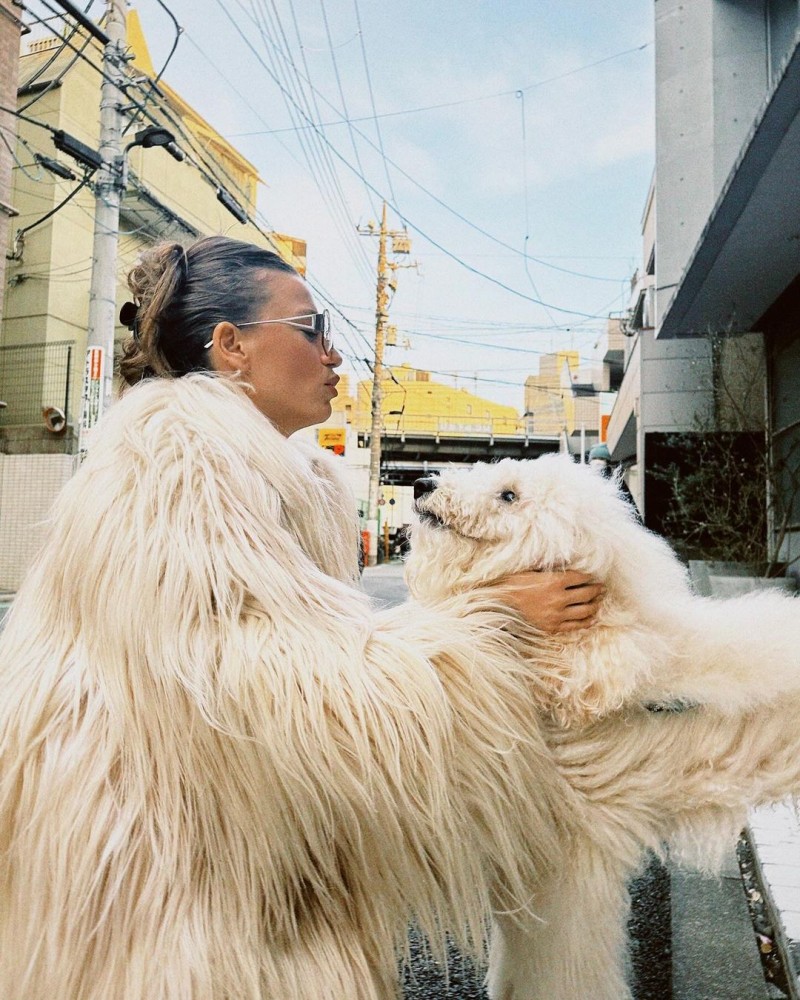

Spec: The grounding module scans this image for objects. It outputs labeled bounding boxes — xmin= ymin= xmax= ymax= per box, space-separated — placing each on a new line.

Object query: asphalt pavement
xmin=362 ymin=561 xmax=772 ymax=1000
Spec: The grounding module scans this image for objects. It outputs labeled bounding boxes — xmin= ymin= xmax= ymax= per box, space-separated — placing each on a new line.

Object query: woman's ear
xmin=211 ymin=321 xmax=248 ymax=374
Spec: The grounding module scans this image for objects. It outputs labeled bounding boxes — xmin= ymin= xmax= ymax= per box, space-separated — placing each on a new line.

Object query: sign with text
xmin=317 ymin=427 xmax=346 ymax=456
xmin=78 ymin=346 xmax=104 ymax=460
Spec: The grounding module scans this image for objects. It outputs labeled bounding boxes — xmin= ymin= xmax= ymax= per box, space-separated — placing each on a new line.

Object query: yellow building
xmin=1 ymin=11 xmax=305 ymax=420
xmin=331 ymin=363 xmax=522 ymax=436
xmin=0 ymin=11 xmax=305 ymax=589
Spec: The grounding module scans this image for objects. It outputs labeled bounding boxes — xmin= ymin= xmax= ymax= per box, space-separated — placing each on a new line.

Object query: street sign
xmin=317 ymin=427 xmax=346 ymax=456
xmin=78 ymin=345 xmax=104 ymax=460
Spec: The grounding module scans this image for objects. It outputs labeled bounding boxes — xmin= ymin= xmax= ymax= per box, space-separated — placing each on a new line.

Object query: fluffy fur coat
xmin=0 ymin=378 xmax=574 ymax=1000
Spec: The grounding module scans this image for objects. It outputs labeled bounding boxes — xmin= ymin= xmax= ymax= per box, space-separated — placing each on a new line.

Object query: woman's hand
xmin=490 ymin=570 xmax=604 ymax=635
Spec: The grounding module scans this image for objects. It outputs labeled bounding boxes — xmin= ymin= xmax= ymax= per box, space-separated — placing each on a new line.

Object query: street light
xmin=132 ymin=126 xmax=175 ymax=148
xmin=120 ymin=126 xmax=184 ymax=189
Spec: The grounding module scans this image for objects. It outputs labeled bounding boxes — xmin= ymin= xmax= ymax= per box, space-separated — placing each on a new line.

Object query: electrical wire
xmin=17 ymin=1 xmax=95 ymax=113
xmin=21 ymin=0 xmax=162 ymax=124
xmin=250 ymin=0 xmax=373 ymax=282
xmin=12 ymin=8 xmax=373 ymax=379
xmin=14 ymin=5 xmax=620 ymax=391
xmin=318 ymin=0 xmax=380 ymax=219
xmin=149 ymin=0 xmax=182 ymax=85
xmin=515 ymin=87 xmax=558 ymax=327
xmin=229 ymin=40 xmax=653 ymax=135
xmin=351 ymin=0 xmax=396 ymax=206
xmin=121 ymin=0 xmax=183 ymax=136
xmin=394 ymin=327 xmax=602 ymax=363
xmin=212 ymin=0 xmax=608 ymax=320
xmin=10 ymin=170 xmax=92 ymax=253
xmin=177 ymin=28 xmax=371 ymax=292
xmin=223 ymin=26 xmax=638 ymax=286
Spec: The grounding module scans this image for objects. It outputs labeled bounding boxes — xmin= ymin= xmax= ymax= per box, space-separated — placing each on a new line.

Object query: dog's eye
xmin=499 ymin=489 xmax=517 ymax=503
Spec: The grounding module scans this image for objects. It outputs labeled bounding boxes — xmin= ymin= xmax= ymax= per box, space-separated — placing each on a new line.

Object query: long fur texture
xmin=407 ymin=455 xmax=800 ymax=721
xmin=0 ymin=378 xmax=578 ymax=1000
xmin=407 ymin=455 xmax=800 ymax=1000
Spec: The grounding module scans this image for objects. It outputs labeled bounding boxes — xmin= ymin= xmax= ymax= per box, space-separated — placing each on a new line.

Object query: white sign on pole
xmin=78 ymin=346 xmax=104 ymax=461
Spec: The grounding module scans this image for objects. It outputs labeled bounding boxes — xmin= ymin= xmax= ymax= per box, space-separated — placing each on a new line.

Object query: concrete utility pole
xmin=79 ymin=0 xmax=126 ymax=458
xmin=0 ymin=0 xmax=26 ymax=336
xmin=358 ymin=203 xmax=412 ymax=565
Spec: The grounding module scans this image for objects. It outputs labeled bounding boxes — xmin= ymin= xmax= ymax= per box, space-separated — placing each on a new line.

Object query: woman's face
xmin=213 ymin=270 xmax=342 ymax=435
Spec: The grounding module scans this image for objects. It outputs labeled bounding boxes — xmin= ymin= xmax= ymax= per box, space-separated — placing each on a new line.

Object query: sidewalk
xmin=746 ymin=803 xmax=800 ymax=998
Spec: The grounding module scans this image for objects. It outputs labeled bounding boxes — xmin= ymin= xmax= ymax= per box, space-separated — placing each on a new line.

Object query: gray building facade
xmin=609 ymin=0 xmax=800 ymax=571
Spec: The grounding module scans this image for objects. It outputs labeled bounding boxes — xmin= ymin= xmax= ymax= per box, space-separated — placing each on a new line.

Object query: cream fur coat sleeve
xmin=0 ymin=376 xmax=568 ymax=1000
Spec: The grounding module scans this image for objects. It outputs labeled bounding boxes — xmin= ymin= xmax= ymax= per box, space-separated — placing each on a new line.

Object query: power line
xmin=351 ymin=0 xmax=396 ymax=206
xmin=20 ymin=1 xmax=163 ymax=124
xmin=228 ymin=40 xmax=653 ymax=135
xmin=121 ymin=0 xmax=183 ymax=136
xmin=223 ymin=25 xmax=642 ymax=286
xmin=209 ymin=0 xmax=611 ymax=320
xmin=248 ymin=0 xmax=374 ymax=283
xmin=17 ymin=2 xmax=95 ymax=113
xmin=318 ymin=0 xmax=380 ymax=220
xmin=176 ymin=30 xmax=372 ymax=296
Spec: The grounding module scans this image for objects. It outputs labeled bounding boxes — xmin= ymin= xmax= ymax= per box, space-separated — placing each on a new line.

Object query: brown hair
xmin=119 ymin=235 xmax=298 ymax=386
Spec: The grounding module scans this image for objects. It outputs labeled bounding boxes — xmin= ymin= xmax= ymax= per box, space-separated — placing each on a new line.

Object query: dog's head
xmin=405 ymin=455 xmax=650 ymax=604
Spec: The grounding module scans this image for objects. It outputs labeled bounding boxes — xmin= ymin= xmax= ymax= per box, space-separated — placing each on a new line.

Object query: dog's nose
xmin=413 ymin=476 xmax=439 ymax=501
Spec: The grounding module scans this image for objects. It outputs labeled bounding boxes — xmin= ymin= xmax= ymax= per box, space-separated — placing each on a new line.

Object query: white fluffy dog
xmin=0 ymin=379 xmax=575 ymax=1000
xmin=407 ymin=455 xmax=800 ymax=1000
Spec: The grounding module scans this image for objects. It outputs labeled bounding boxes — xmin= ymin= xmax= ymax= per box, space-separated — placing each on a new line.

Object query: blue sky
xmin=134 ymin=0 xmax=655 ymax=408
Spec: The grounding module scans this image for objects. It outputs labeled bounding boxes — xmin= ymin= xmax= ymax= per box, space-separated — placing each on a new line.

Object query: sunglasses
xmin=203 ymin=311 xmax=333 ymax=353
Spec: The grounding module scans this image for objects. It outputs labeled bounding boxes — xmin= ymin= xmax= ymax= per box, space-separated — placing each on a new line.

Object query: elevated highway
xmin=357 ymin=425 xmax=561 ymax=486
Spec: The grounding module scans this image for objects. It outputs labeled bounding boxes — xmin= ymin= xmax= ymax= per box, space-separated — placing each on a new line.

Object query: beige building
xmin=0 ymin=11 xmax=305 ymax=590
xmin=523 ymin=351 xmax=578 ymax=436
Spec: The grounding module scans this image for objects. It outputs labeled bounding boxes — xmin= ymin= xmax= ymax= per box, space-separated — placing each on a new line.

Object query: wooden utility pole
xmin=357 ymin=202 xmax=412 ymax=565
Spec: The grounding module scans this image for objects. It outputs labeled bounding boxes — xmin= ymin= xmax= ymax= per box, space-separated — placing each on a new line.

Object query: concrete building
xmin=606 ymin=173 xmax=718 ymax=516
xmin=0 ymin=10 xmax=305 ymax=590
xmin=524 ymin=351 xmax=579 ymax=436
xmin=524 ymin=339 xmax=622 ymax=463
xmin=607 ymin=0 xmax=800 ymax=549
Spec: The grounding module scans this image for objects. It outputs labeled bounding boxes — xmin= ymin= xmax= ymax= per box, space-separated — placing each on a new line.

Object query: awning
xmin=659 ymin=43 xmax=800 ymax=338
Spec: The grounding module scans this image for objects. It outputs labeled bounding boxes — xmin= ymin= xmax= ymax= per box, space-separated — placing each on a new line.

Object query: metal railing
xmin=0 ymin=340 xmax=75 ymax=428
xmin=357 ymin=413 xmax=533 ymax=438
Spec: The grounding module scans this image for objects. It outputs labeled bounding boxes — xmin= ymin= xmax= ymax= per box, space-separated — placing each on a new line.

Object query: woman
xmin=0 ymin=236 xmax=600 ymax=999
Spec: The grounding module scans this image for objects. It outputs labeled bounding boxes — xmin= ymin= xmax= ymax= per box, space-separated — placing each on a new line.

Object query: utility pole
xmin=0 ymin=1 xmax=26 ymax=335
xmin=79 ymin=0 xmax=127 ymax=458
xmin=358 ymin=202 xmax=412 ymax=565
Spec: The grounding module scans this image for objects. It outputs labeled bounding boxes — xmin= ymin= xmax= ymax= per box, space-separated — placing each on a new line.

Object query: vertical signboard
xmin=78 ymin=346 xmax=104 ymax=461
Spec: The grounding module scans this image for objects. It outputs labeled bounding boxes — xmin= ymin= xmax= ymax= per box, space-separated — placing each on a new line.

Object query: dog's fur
xmin=407 ymin=455 xmax=800 ymax=1000
xmin=0 ymin=378 xmax=576 ymax=1000
xmin=407 ymin=456 xmax=800 ymax=1000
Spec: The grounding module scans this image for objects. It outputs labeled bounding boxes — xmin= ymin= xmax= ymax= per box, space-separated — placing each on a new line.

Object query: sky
xmin=97 ymin=1 xmax=655 ymax=409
